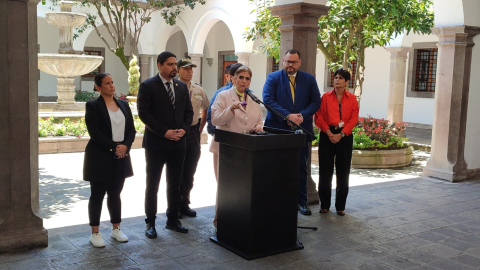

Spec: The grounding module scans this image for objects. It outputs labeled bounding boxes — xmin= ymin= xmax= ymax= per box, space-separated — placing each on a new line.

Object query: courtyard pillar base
xmin=0 ymin=0 xmax=48 ymax=252
xmin=386 ymin=47 xmax=408 ymax=124
xmin=423 ymin=25 xmax=480 ymax=182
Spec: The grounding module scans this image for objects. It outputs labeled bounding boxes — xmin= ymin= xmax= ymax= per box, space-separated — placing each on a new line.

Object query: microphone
xmin=245 ymin=89 xmax=261 ymax=103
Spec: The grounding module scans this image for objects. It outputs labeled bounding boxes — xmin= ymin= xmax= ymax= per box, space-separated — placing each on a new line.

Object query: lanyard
xmin=289 ymin=77 xmax=296 ymax=92
xmin=335 ymin=91 xmax=343 ymax=121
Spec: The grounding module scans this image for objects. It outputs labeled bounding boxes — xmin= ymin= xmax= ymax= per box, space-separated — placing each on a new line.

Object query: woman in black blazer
xmin=83 ymin=73 xmax=136 ymax=248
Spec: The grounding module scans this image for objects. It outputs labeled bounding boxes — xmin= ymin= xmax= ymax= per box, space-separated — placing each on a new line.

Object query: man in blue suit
xmin=263 ymin=49 xmax=321 ymax=215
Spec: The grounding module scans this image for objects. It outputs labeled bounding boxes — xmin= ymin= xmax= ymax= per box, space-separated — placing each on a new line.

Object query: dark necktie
xmin=165 ymin=82 xmax=175 ymax=106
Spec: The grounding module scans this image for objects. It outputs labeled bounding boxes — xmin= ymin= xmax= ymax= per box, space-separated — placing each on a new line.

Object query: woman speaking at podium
xmin=210 ymin=65 xmax=264 ymax=228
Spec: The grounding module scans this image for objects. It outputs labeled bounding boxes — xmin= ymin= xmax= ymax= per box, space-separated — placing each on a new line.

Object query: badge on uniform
xmin=338 ymin=121 xmax=344 ymax=128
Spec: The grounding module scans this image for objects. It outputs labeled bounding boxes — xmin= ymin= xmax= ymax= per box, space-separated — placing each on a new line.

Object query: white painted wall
xmin=165 ymin=30 xmax=188 ymax=59
xmin=81 ymin=25 xmax=131 ymax=95
xmin=38 ymin=17 xmax=60 ymax=97
xmin=433 ymin=0 xmax=465 ymax=27
xmin=249 ymin=38 xmax=268 ymax=99
xmin=357 ymin=47 xmax=390 ymax=119
xmin=464 ymin=34 xmax=480 ymax=169
xmin=201 ymin=21 xmax=235 ymax=100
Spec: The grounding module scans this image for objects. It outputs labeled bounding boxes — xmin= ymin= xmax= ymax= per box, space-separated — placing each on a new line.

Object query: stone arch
xmin=154 ymin=17 xmax=189 ymax=53
xmin=190 ymin=8 xmax=253 ymax=54
xmin=165 ymin=26 xmax=189 ymax=58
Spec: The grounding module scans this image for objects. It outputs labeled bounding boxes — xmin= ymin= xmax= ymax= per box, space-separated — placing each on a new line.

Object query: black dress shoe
xmin=145 ymin=223 xmax=157 ymax=238
xmin=298 ymin=204 xmax=312 ymax=216
xmin=165 ymin=219 xmax=188 ymax=233
xmin=177 ymin=211 xmax=183 ymax=219
xmin=180 ymin=207 xmax=197 ymax=217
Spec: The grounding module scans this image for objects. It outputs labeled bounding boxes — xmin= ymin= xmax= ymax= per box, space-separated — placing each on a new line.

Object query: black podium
xmin=209 ymin=127 xmax=306 ymax=260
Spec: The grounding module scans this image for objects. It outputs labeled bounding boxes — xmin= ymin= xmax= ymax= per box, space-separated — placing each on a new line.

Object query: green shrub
xmin=74 ymin=90 xmax=99 ymax=102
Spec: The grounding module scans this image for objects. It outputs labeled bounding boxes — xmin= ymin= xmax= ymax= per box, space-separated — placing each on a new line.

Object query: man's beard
xmin=169 ymin=71 xmax=177 ymax=78
xmin=285 ymin=67 xmax=296 ymax=75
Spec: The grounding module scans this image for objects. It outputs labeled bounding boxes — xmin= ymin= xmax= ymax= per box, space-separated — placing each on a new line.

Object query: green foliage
xmin=75 ymin=90 xmax=99 ymax=102
xmin=245 ymin=0 xmax=434 ymax=100
xmin=134 ymin=116 xmax=145 ymax=134
xmin=128 ymin=54 xmax=141 ymax=96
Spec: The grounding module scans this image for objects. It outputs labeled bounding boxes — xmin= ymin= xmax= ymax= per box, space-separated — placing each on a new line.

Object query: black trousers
xmin=179 ymin=123 xmax=201 ymax=207
xmin=318 ymin=128 xmax=353 ymax=211
xmin=88 ymin=159 xmax=125 ymax=226
xmin=145 ymin=148 xmax=186 ymax=223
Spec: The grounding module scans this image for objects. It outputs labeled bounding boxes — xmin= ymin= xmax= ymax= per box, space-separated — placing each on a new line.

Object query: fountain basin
xmin=45 ymin=12 xmax=86 ymax=28
xmin=38 ymin=54 xmax=103 ymax=77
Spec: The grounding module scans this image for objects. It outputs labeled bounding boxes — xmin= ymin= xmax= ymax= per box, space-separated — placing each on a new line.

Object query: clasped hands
xmin=164 ymin=129 xmax=186 ymax=141
xmin=115 ymin=144 xmax=127 ymax=159
xmin=326 ymin=130 xmax=342 ymax=144
xmin=286 ymin=113 xmax=303 ymax=126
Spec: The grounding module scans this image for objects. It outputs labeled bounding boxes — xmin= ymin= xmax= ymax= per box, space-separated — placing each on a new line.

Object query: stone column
xmin=270 ymin=2 xmax=328 ymax=204
xmin=235 ymin=52 xmax=252 ymax=67
xmin=423 ymin=25 xmax=480 ymax=182
xmin=189 ymin=53 xmax=203 ymax=84
xmin=139 ymin=54 xmax=150 ymax=82
xmin=270 ymin=3 xmax=329 ymax=74
xmin=150 ymin=55 xmax=156 ymax=77
xmin=386 ymin=47 xmax=408 ymax=124
xmin=0 ymin=0 xmax=48 ymax=252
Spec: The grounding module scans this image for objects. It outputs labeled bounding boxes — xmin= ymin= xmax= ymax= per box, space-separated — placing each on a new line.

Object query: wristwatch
xmin=341 ymin=132 xmax=345 ymax=137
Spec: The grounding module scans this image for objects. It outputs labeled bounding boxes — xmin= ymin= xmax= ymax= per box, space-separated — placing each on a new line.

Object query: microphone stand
xmin=245 ymin=89 xmax=318 ymax=245
xmin=245 ymin=89 xmax=314 ymax=137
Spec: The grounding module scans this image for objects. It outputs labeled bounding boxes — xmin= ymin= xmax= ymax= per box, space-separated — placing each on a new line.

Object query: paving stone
xmin=412 ymin=231 xmax=450 ymax=243
xmin=420 ymin=243 xmax=463 ymax=258
xmin=125 ymin=248 xmax=169 ymax=265
xmin=54 ymin=262 xmax=98 ymax=270
xmin=175 ymin=253 xmax=218 ymax=269
xmin=38 ymin=235 xmax=78 ymax=256
xmin=303 ymin=257 xmax=350 ymax=270
xmin=398 ymin=249 xmax=443 ymax=265
xmin=157 ymin=243 xmax=201 ymax=259
xmin=354 ymin=245 xmax=392 ymax=259
xmin=45 ymin=251 xmax=89 ymax=267
xmin=91 ymin=255 xmax=137 ymax=269
xmin=0 ymin=250 xmax=43 ymax=263
xmin=327 ymin=250 xmax=370 ymax=266
xmin=142 ymin=259 xmax=188 ymax=270
xmin=4 ymin=257 xmax=55 ymax=270
xmin=428 ymin=258 xmax=474 ymax=270
xmin=350 ymin=260 xmax=394 ymax=270
xmin=309 ymin=240 xmax=345 ymax=255
xmin=449 ymin=254 xmax=480 ymax=268
xmin=79 ymin=245 xmax=123 ymax=260
xmin=273 ymin=261 xmax=316 ymax=270
xmin=380 ymin=254 xmax=420 ymax=269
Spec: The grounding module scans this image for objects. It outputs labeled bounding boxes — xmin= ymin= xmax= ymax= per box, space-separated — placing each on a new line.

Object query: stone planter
xmin=127 ymin=96 xmax=137 ymax=104
xmin=351 ymin=146 xmax=414 ymax=169
xmin=39 ymin=134 xmax=144 ymax=154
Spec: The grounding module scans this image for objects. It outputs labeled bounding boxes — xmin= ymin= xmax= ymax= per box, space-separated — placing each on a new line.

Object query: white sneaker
xmin=89 ymin=232 xmax=106 ymax=248
xmin=110 ymin=227 xmax=128 ymax=242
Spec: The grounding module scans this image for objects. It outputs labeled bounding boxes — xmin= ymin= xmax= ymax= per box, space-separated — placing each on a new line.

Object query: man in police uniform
xmin=177 ymin=57 xmax=209 ymax=217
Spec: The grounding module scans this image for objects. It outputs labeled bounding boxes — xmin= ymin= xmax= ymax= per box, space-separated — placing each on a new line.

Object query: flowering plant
xmin=353 ymin=115 xmax=407 ymax=150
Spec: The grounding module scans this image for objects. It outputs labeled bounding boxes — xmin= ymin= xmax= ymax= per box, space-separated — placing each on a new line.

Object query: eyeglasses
xmin=285 ymin=60 xmax=299 ymax=66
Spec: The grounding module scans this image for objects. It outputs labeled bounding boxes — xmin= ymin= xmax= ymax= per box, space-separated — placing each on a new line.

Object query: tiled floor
xmin=2 ymin=177 xmax=480 ymax=269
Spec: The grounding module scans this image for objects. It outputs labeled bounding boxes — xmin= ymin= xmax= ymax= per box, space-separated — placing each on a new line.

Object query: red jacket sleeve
xmin=315 ymin=98 xmax=330 ymax=133
xmin=342 ymin=98 xmax=359 ymax=136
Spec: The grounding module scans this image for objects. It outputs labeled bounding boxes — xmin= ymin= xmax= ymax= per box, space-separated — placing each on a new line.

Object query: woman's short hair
xmin=234 ymin=65 xmax=252 ymax=78
xmin=93 ymin=72 xmax=111 ymax=91
xmin=334 ymin=68 xmax=351 ymax=82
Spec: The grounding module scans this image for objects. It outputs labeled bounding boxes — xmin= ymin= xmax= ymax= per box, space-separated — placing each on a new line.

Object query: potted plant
xmin=127 ymin=54 xmax=140 ymax=105
xmin=351 ymin=115 xmax=413 ymax=168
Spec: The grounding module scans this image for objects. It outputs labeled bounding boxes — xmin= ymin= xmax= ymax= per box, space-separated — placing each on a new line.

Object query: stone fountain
xmin=38 ymin=1 xmax=103 ymax=111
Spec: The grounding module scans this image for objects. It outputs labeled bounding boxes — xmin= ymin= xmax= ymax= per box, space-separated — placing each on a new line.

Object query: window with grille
xmin=272 ymin=57 xmax=279 ymax=72
xmin=414 ymin=48 xmax=437 ymax=92
xmin=329 ymin=60 xmax=356 ymax=89
xmin=82 ymin=50 xmax=102 ymax=77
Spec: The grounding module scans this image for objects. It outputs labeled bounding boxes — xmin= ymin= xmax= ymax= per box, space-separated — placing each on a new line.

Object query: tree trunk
xmin=353 ymin=47 xmax=365 ymax=106
xmin=115 ymin=47 xmax=129 ymax=70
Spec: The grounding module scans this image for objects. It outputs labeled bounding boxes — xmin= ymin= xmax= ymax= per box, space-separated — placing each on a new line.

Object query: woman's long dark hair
xmin=93 ymin=72 xmax=111 ymax=91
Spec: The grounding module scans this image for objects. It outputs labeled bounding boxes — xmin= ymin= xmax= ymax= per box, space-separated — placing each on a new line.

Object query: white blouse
xmin=108 ymin=108 xmax=125 ymax=142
